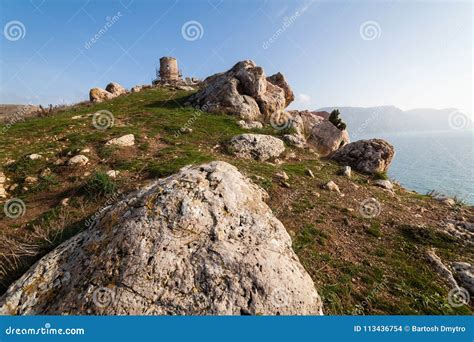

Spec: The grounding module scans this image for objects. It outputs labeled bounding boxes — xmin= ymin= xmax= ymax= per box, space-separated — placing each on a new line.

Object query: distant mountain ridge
xmin=317 ymin=106 xmax=473 ymax=137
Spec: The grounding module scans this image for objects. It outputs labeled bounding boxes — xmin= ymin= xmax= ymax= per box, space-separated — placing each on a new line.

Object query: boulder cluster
xmin=89 ymin=82 xmax=127 ymax=103
xmin=188 ymin=60 xmax=394 ymax=172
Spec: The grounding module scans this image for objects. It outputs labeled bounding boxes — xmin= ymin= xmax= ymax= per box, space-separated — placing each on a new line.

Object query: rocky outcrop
xmin=90 ymin=82 xmax=127 ymax=102
xmin=105 ymin=82 xmax=127 ymax=96
xmin=267 ymin=72 xmax=294 ymax=107
xmin=186 ymin=60 xmax=293 ymax=123
xmin=452 ymin=262 xmax=474 ymax=294
xmin=0 ymin=161 xmax=322 ymax=315
xmin=330 ymin=139 xmax=395 ymax=174
xmin=89 ymin=87 xmax=114 ymax=103
xmin=229 ymin=134 xmax=285 ymax=161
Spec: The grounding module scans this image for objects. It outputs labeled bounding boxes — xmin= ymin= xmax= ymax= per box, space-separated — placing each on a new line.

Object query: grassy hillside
xmin=0 ymin=87 xmax=472 ymax=314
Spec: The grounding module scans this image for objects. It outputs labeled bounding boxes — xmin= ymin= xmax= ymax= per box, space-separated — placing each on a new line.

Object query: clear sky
xmin=0 ymin=0 xmax=472 ymax=116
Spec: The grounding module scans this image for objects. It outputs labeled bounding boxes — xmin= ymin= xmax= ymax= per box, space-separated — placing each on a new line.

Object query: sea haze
xmin=319 ymin=106 xmax=474 ymax=204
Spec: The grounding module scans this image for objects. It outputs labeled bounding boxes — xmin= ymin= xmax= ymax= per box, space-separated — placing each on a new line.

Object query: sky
xmin=0 ymin=0 xmax=472 ymax=116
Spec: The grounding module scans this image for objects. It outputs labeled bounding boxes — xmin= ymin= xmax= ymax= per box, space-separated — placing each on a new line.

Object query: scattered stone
xmin=282 ymin=181 xmax=291 ymax=188
xmin=373 ymin=179 xmax=393 ymax=190
xmin=40 ymin=168 xmax=52 ymax=178
xmin=341 ymin=166 xmax=351 ymax=178
xmin=323 ymin=180 xmax=340 ymax=193
xmin=0 ymin=161 xmax=322 ymax=315
xmin=180 ymin=127 xmax=192 ymax=134
xmin=4 ymin=159 xmax=15 ymax=166
xmin=439 ymin=197 xmax=456 ymax=206
xmin=71 ymin=115 xmax=82 ymax=120
xmin=27 ymin=153 xmax=42 ymax=160
xmin=68 ymin=155 xmax=89 ymax=166
xmin=105 ymin=82 xmax=127 ymax=96
xmin=106 ymin=170 xmax=120 ymax=179
xmin=8 ymin=184 xmax=18 ymax=191
xmin=330 ymin=139 xmax=395 ymax=174
xmin=61 ymin=198 xmax=70 ymax=207
xmin=89 ymin=87 xmax=114 ymax=103
xmin=80 ymin=148 xmax=91 ymax=154
xmin=237 ymin=120 xmax=263 ymax=130
xmin=229 ymin=134 xmax=285 ymax=161
xmin=275 ymin=171 xmax=289 ymax=181
xmin=306 ymin=169 xmax=315 ymax=178
xmin=106 ymin=134 xmax=135 ymax=147
xmin=24 ymin=176 xmax=38 ymax=184
xmin=0 ymin=173 xmax=6 ymax=198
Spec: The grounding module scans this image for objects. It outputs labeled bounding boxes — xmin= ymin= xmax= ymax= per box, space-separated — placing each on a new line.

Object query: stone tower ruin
xmin=159 ymin=57 xmax=181 ymax=82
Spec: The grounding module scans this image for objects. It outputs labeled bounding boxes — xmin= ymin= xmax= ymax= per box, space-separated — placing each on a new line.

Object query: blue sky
xmin=0 ymin=0 xmax=472 ymax=116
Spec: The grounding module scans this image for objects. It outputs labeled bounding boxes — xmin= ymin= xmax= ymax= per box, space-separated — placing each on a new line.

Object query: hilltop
xmin=0 ymin=61 xmax=472 ymax=315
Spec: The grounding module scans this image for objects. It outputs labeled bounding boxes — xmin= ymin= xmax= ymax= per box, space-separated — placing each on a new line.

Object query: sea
xmin=354 ymin=130 xmax=474 ymax=205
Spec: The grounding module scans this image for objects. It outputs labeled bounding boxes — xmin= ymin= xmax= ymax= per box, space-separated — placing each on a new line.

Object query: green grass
xmin=80 ymin=172 xmax=117 ymax=199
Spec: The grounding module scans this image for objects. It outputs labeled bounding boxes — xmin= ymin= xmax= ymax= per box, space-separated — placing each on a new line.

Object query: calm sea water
xmin=354 ymin=130 xmax=474 ymax=205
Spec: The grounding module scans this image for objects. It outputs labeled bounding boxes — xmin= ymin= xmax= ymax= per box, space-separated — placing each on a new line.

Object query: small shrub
xmin=329 ymin=109 xmax=347 ymax=131
xmin=81 ymin=172 xmax=117 ymax=198
xmin=373 ymin=171 xmax=388 ymax=180
xmin=367 ymin=222 xmax=381 ymax=237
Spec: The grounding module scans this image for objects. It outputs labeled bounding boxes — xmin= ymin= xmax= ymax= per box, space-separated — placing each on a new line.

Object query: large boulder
xmin=89 ymin=87 xmax=114 ymax=103
xmin=307 ymin=120 xmax=350 ymax=156
xmin=229 ymin=134 xmax=285 ymax=161
xmin=0 ymin=161 xmax=322 ymax=315
xmin=186 ymin=60 xmax=293 ymax=123
xmin=281 ymin=110 xmax=349 ymax=155
xmin=330 ymin=139 xmax=395 ymax=174
xmin=105 ymin=82 xmax=127 ymax=96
